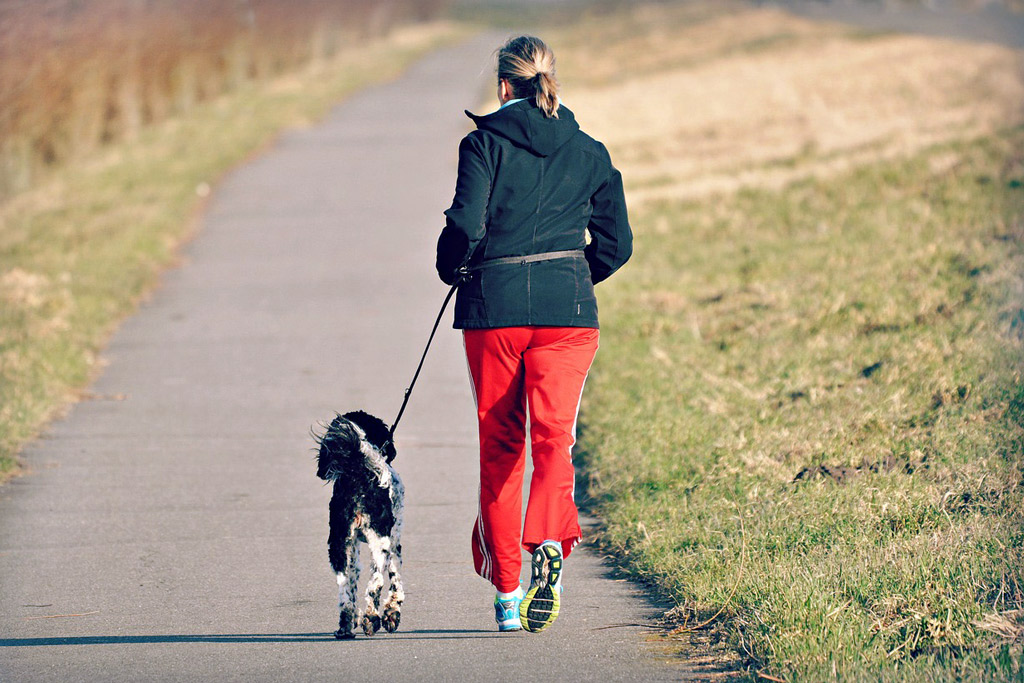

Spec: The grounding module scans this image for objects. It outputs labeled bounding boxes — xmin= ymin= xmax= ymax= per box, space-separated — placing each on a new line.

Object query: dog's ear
xmin=382 ymin=439 xmax=397 ymax=464
xmin=315 ymin=415 xmax=360 ymax=480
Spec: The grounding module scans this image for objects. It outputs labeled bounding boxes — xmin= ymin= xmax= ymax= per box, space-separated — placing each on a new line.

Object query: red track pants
xmin=463 ymin=326 xmax=599 ymax=593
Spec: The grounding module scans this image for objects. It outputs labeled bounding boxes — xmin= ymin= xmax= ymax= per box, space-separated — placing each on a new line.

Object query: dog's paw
xmin=382 ymin=608 xmax=401 ymax=633
xmin=361 ymin=613 xmax=381 ymax=637
xmin=336 ymin=610 xmax=357 ymax=639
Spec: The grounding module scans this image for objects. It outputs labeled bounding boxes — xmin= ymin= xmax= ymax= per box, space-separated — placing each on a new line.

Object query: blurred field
xmin=549 ymin=2 xmax=1024 ymax=681
xmin=558 ymin=2 xmax=1024 ymax=202
xmin=0 ymin=18 xmax=466 ymax=480
xmin=0 ymin=0 xmax=445 ymax=198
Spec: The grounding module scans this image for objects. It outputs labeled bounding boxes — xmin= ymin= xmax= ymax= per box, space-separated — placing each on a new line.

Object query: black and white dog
xmin=314 ymin=411 xmax=404 ymax=639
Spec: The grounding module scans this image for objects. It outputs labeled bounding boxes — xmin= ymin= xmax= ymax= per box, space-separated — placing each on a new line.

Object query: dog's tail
xmin=314 ymin=415 xmax=361 ymax=481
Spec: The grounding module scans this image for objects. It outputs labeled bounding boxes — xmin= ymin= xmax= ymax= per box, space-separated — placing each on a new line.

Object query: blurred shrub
xmin=0 ymin=0 xmax=446 ymax=199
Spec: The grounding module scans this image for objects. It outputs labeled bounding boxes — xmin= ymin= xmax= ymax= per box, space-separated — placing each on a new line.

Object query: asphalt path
xmin=0 ymin=33 xmax=693 ymax=682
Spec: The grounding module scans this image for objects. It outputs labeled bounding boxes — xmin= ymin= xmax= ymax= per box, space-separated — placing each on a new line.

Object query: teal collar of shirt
xmin=497 ymin=97 xmax=526 ymax=111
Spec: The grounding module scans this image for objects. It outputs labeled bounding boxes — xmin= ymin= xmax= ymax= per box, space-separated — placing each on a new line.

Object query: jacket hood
xmin=465 ymin=99 xmax=579 ymax=157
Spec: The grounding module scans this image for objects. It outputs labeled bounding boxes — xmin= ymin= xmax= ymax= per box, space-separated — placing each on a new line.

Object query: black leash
xmin=384 ymin=249 xmax=584 ymax=448
xmin=385 ymin=270 xmax=465 ymax=447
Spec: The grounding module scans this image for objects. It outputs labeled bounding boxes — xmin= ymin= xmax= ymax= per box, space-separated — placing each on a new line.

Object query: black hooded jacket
xmin=436 ymin=99 xmax=632 ymax=329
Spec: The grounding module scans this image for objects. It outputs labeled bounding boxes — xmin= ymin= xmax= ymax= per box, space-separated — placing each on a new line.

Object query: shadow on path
xmin=0 ymin=629 xmax=503 ymax=647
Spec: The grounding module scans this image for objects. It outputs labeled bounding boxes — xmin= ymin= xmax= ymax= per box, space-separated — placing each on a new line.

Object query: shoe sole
xmin=520 ymin=544 xmax=561 ymax=633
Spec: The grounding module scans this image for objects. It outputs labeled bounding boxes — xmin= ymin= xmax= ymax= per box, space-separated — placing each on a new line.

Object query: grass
xmin=0 ymin=20 xmax=469 ymax=482
xmin=541 ymin=2 xmax=1024 ymax=680
xmin=578 ymin=130 xmax=1024 ymax=681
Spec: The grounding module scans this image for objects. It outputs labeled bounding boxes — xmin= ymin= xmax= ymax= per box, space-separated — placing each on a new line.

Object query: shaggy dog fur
xmin=315 ymin=411 xmax=404 ymax=639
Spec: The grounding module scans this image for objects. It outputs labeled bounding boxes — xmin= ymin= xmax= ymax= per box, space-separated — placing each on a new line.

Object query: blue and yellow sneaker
xmin=520 ymin=540 xmax=562 ymax=633
xmin=494 ymin=586 xmax=524 ymax=632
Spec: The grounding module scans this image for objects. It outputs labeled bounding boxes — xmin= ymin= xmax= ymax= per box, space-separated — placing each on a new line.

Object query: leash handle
xmin=387 ymin=269 xmax=466 ymax=443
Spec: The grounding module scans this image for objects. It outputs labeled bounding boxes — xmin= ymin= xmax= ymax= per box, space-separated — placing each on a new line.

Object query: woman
xmin=436 ymin=35 xmax=632 ymax=633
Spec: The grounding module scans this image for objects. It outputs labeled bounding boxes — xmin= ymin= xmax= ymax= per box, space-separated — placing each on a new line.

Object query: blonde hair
xmin=496 ymin=36 xmax=559 ymax=119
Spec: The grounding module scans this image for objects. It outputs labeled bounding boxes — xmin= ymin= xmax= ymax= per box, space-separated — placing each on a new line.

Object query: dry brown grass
xmin=0 ymin=0 xmax=446 ymax=199
xmin=555 ymin=4 xmax=1024 ymax=203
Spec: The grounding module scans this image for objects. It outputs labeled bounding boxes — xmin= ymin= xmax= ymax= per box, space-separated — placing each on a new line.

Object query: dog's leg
xmin=381 ymin=536 xmax=404 ymax=633
xmin=332 ymin=522 xmax=360 ymax=640
xmin=382 ymin=485 xmax=405 ymax=633
xmin=360 ymin=530 xmax=390 ymax=637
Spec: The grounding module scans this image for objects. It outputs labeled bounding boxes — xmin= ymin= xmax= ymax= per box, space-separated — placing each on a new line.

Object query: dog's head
xmin=314 ymin=410 xmax=396 ymax=480
xmin=341 ymin=411 xmax=397 ymax=464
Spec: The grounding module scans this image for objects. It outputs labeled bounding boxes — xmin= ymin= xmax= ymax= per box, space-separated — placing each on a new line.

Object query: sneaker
xmin=494 ymin=586 xmax=524 ymax=632
xmin=520 ymin=541 xmax=562 ymax=633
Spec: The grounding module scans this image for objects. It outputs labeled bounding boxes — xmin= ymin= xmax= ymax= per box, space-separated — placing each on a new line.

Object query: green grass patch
xmin=579 ymin=130 xmax=1024 ymax=681
xmin=0 ymin=22 xmax=468 ymax=482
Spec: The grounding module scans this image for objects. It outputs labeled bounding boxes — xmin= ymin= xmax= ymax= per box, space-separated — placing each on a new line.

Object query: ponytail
xmin=496 ymin=36 xmax=560 ymax=119
xmin=534 ymin=71 xmax=559 ymax=119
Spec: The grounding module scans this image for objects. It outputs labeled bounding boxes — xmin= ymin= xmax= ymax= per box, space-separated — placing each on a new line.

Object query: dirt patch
xmin=860 ymin=361 xmax=884 ymax=378
xmin=794 ymin=453 xmax=920 ymax=483
xmin=932 ymin=384 xmax=972 ymax=408
xmin=647 ymin=604 xmax=747 ymax=680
